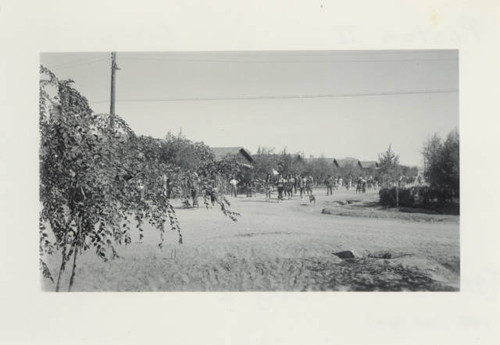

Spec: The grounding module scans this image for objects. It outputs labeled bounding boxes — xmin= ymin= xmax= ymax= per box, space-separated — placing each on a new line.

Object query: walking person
xmin=265 ymin=173 xmax=274 ymax=202
xmin=356 ymin=177 xmax=362 ymax=193
xmin=325 ymin=175 xmax=332 ymax=196
xmin=305 ymin=176 xmax=313 ymax=195
xmin=293 ymin=175 xmax=300 ymax=194
xmin=298 ymin=175 xmax=305 ymax=199
xmin=283 ymin=176 xmax=290 ymax=199
xmin=362 ymin=177 xmax=367 ymax=193
xmin=229 ymin=177 xmax=239 ymax=198
xmin=288 ymin=175 xmax=296 ymax=196
xmin=207 ymin=175 xmax=217 ymax=206
xmin=190 ymin=172 xmax=200 ymax=208
xmin=277 ymin=175 xmax=285 ymax=201
xmin=286 ymin=177 xmax=291 ymax=199
xmin=265 ymin=182 xmax=273 ymax=202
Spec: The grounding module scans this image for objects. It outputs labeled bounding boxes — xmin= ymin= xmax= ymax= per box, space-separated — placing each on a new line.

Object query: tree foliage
xmin=253 ymin=147 xmax=278 ymax=180
xmin=308 ymin=157 xmax=332 ymax=183
xmin=253 ymin=149 xmax=335 ymax=182
xmin=39 ymin=66 xmax=239 ymax=291
xmin=422 ymin=130 xmax=459 ymax=200
xmin=251 ymin=144 xmax=420 ymax=189
xmin=335 ymin=162 xmax=362 ymax=181
xmin=162 ymin=130 xmax=215 ymax=171
xmin=377 ymin=145 xmax=401 ymax=187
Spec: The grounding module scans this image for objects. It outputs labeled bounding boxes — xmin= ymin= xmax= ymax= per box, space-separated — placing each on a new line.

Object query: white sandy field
xmin=42 ymin=188 xmax=459 ymax=292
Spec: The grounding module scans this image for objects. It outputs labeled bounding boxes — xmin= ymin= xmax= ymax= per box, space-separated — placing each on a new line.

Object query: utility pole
xmin=110 ymin=51 xmax=119 ymax=128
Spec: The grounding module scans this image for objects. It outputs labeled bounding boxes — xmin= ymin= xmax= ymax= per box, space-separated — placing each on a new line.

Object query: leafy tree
xmin=308 ymin=156 xmax=333 ymax=183
xmin=422 ymin=130 xmax=459 ymax=201
xmin=253 ymin=147 xmax=278 ymax=179
xmin=291 ymin=154 xmax=307 ymax=176
xmin=277 ymin=148 xmax=294 ymax=176
xmin=336 ymin=162 xmax=362 ymax=181
xmin=399 ymin=165 xmax=419 ymax=177
xmin=378 ymin=145 xmax=401 ymax=187
xmin=39 ymin=66 xmax=239 ymax=291
xmin=377 ymin=145 xmax=402 ymax=206
xmin=162 ymin=130 xmax=214 ymax=171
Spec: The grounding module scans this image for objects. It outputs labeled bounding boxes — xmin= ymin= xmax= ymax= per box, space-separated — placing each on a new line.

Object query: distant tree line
xmin=249 ymin=146 xmax=418 ymax=186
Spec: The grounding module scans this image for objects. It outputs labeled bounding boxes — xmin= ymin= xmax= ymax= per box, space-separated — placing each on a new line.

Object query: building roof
xmin=333 ymin=158 xmax=360 ymax=168
xmin=211 ymin=147 xmax=254 ymax=163
xmin=358 ymin=161 xmax=379 ymax=169
xmin=303 ymin=156 xmax=335 ymax=164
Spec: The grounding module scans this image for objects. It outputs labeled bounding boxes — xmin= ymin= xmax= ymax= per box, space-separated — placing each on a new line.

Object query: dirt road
xmin=44 ymin=189 xmax=460 ymax=291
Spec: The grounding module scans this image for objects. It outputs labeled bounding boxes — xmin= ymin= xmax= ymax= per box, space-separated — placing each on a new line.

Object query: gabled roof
xmin=333 ymin=158 xmax=360 ymax=168
xmin=358 ymin=161 xmax=379 ymax=169
xmin=211 ymin=147 xmax=254 ymax=163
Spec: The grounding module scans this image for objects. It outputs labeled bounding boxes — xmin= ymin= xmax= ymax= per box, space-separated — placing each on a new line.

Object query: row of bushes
xmin=379 ymin=186 xmax=455 ymax=208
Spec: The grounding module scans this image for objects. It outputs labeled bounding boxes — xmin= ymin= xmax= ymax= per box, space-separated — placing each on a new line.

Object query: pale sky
xmin=40 ymin=50 xmax=458 ymax=166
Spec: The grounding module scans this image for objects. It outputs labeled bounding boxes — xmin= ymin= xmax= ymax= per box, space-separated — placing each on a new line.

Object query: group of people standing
xmin=354 ymin=176 xmax=380 ymax=193
xmin=324 ymin=175 xmax=344 ymax=195
xmin=270 ymin=174 xmax=314 ymax=201
xmin=158 ymin=171 xmax=420 ymax=208
xmin=180 ymin=171 xmax=385 ymax=208
xmin=185 ymin=172 xmax=219 ymax=208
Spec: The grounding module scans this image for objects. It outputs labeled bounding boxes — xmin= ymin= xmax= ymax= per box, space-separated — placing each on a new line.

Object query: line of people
xmin=266 ymin=174 xmax=315 ymax=201
xmin=324 ymin=175 xmax=380 ymax=194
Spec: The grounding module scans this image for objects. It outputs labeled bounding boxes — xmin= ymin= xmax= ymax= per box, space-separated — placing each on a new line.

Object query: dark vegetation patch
xmin=379 ymin=186 xmax=459 ymax=215
xmin=304 ymin=258 xmax=457 ymax=291
xmin=321 ymin=194 xmax=458 ymax=223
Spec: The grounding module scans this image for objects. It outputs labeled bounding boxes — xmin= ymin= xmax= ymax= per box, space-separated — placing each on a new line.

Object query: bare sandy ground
xmin=43 ymin=189 xmax=459 ymax=291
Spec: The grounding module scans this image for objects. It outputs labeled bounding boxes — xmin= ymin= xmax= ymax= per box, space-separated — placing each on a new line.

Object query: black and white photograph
xmin=39 ymin=50 xmax=459 ymax=292
xmin=2 ymin=1 xmax=500 ymax=344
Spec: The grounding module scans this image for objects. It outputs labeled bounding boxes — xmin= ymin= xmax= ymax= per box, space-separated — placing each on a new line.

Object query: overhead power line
xmin=122 ymin=51 xmax=456 ymax=58
xmin=41 ymin=51 xmax=456 ymax=69
xmin=118 ymin=56 xmax=456 ymax=64
xmin=90 ymin=89 xmax=458 ymax=105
